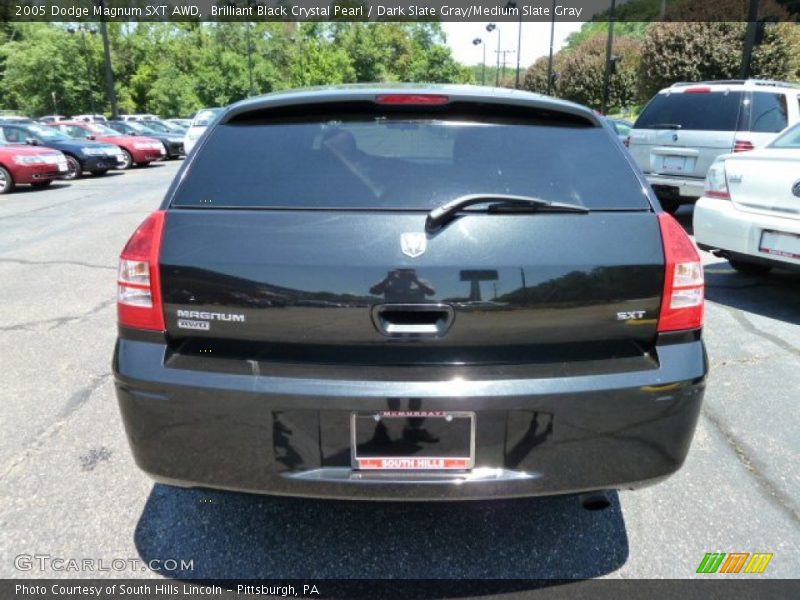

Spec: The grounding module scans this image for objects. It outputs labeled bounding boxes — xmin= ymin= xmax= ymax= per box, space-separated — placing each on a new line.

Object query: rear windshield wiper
xmin=646 ymin=123 xmax=683 ymax=130
xmin=425 ymin=193 xmax=589 ymax=233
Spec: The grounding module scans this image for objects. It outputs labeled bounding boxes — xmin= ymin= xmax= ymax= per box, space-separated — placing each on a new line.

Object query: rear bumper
xmin=113 ymin=337 xmax=707 ymax=501
xmin=646 ymin=174 xmax=705 ymax=202
xmin=694 ymin=196 xmax=800 ymax=270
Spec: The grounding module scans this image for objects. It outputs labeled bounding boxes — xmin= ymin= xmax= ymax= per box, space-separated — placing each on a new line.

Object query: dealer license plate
xmin=351 ymin=411 xmax=475 ymax=470
xmin=662 ymin=155 xmax=695 ymax=172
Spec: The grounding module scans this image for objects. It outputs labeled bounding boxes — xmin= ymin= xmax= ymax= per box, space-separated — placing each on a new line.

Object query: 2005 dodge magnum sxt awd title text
xmin=113 ymin=86 xmax=708 ymax=501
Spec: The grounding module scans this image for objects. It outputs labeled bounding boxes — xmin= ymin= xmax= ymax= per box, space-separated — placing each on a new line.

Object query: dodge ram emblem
xmin=401 ymin=232 xmax=427 ymax=258
xmin=792 ymin=180 xmax=800 ymax=198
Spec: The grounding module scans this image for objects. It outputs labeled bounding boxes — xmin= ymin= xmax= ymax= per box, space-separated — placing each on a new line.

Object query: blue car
xmin=0 ymin=121 xmax=124 ymax=180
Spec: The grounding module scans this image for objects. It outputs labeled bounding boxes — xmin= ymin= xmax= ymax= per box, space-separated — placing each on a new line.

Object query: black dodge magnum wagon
xmin=113 ymin=86 xmax=707 ymax=501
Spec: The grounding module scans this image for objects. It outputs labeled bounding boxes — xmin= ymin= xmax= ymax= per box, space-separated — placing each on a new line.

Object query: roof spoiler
xmin=670 ymin=79 xmax=800 ymax=89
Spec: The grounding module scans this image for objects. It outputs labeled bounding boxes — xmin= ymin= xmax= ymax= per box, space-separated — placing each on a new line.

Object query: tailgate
xmin=159 ymin=210 xmax=664 ymax=365
xmin=629 ymin=129 xmax=735 ymax=179
xmin=630 ymin=89 xmax=746 ymax=179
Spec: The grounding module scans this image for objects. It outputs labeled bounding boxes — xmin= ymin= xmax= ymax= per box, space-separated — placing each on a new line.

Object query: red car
xmin=0 ymin=139 xmax=68 ymax=194
xmin=51 ymin=121 xmax=165 ymax=169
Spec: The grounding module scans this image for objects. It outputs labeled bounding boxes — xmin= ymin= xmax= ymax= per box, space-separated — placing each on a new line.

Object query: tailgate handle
xmin=371 ymin=304 xmax=454 ymax=337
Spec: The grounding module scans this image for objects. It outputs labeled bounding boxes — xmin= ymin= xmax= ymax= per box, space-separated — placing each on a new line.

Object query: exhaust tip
xmin=579 ymin=491 xmax=612 ymax=511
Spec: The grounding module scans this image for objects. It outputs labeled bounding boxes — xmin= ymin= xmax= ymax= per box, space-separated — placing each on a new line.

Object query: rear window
xmin=635 ymin=91 xmax=745 ymax=131
xmin=749 ymin=92 xmax=788 ymax=133
xmin=172 ymin=115 xmax=648 ymax=210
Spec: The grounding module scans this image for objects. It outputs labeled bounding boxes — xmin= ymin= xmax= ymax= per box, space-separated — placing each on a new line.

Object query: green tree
xmin=0 ymin=24 xmax=106 ymax=115
xmin=638 ymin=21 xmax=798 ymax=102
xmin=556 ymin=33 xmax=642 ymax=112
xmin=0 ymin=22 xmax=473 ymax=117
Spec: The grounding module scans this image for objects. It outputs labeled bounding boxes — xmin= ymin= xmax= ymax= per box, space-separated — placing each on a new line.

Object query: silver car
xmin=628 ymin=79 xmax=800 ymax=213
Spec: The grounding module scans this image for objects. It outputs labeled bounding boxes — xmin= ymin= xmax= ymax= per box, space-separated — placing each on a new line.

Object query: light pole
xmin=547 ymin=0 xmax=556 ymax=95
xmin=741 ymin=0 xmax=761 ymax=79
xmin=67 ymin=24 xmax=97 ymax=115
xmin=505 ymin=1 xmax=522 ymax=89
xmin=495 ymin=27 xmax=502 ymax=86
xmin=485 ymin=23 xmax=498 ymax=87
xmin=473 ymin=38 xmax=486 ymax=86
xmin=245 ymin=20 xmax=254 ymax=96
xmin=230 ymin=0 xmax=256 ymax=96
xmin=601 ymin=0 xmax=617 ymax=115
xmin=246 ymin=0 xmax=257 ymax=95
xmin=95 ymin=0 xmax=119 ymax=118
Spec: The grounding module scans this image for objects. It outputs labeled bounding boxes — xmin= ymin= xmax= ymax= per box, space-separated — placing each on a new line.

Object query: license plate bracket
xmin=759 ymin=230 xmax=800 ymax=260
xmin=351 ymin=411 xmax=475 ymax=471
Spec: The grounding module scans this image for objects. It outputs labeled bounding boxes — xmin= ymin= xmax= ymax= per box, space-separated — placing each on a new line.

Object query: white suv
xmin=628 ymin=80 xmax=800 ymax=213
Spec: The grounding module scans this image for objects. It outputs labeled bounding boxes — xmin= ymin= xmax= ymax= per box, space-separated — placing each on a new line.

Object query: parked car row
xmin=0 ymin=119 xmax=170 ymax=192
xmin=0 ymin=105 xmax=230 ymax=194
xmin=627 ymin=78 xmax=800 ymax=274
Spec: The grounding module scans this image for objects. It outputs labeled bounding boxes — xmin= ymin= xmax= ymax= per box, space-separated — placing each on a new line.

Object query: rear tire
xmin=31 ymin=180 xmax=53 ymax=188
xmin=0 ymin=166 xmax=15 ymax=194
xmin=729 ymin=259 xmax=772 ymax=276
xmin=63 ymin=155 xmax=82 ymax=180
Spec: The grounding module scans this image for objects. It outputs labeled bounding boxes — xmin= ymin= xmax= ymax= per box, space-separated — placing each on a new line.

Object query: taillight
xmin=733 ymin=140 xmax=754 ymax=153
xmin=657 ymin=213 xmax=704 ymax=332
xmin=375 ymin=94 xmax=449 ymax=105
xmin=704 ymin=160 xmax=730 ymax=199
xmin=117 ymin=210 xmax=166 ymax=331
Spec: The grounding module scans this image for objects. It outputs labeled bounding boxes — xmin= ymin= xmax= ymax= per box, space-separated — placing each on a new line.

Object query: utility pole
xmin=496 ymin=49 xmax=516 ymax=86
xmin=601 ymin=0 xmax=616 ymax=115
xmin=741 ymin=0 xmax=761 ymax=79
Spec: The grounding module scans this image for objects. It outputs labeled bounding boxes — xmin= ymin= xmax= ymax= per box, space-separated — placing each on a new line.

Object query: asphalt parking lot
xmin=0 ymin=162 xmax=798 ymax=585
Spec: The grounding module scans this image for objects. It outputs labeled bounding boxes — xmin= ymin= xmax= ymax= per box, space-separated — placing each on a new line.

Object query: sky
xmin=442 ymin=21 xmax=585 ymax=71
